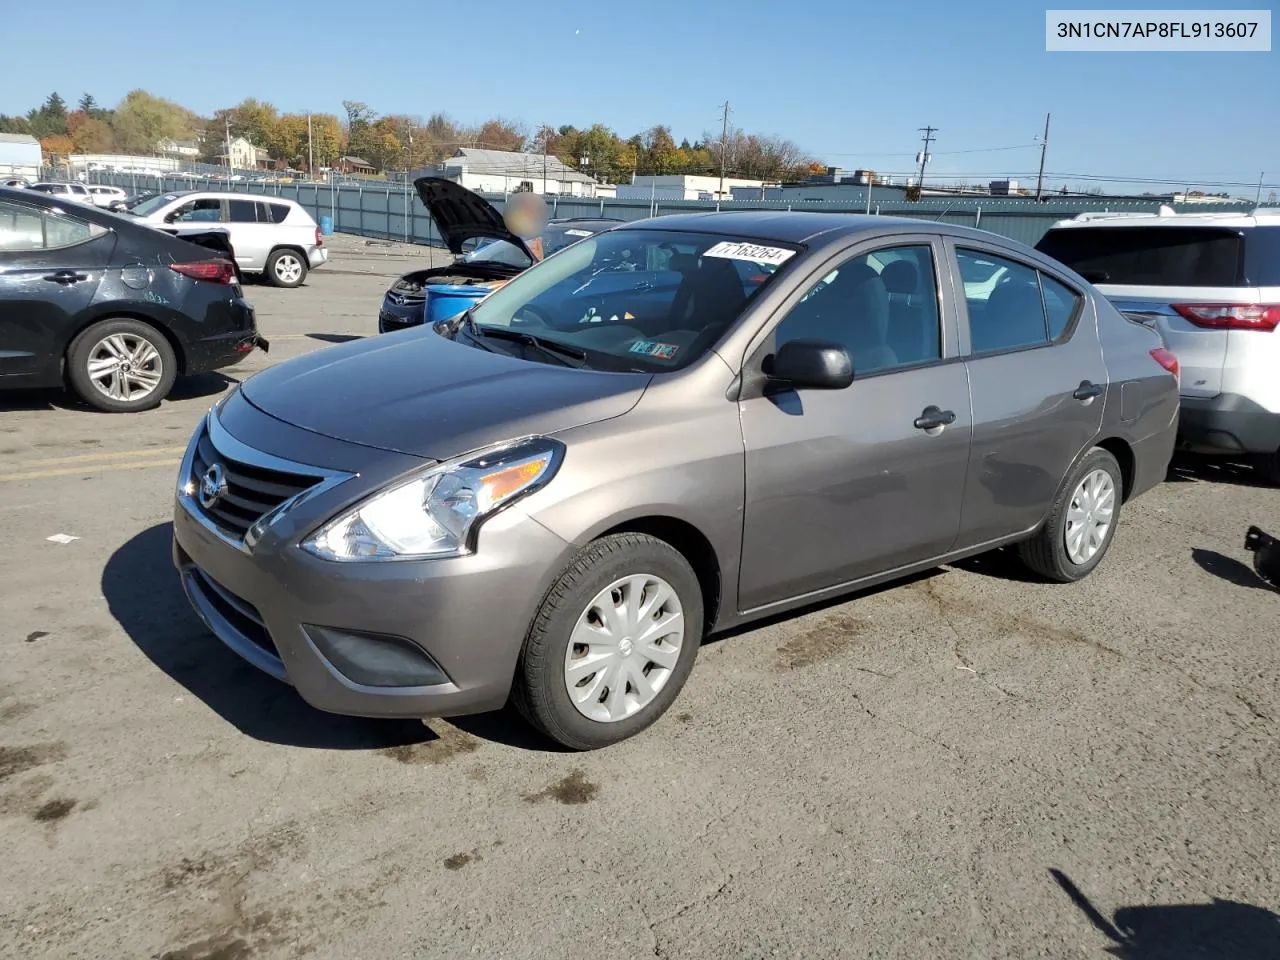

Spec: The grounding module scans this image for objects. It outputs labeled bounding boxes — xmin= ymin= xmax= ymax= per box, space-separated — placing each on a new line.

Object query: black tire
xmin=265 ymin=248 xmax=308 ymax=288
xmin=512 ymin=533 xmax=704 ymax=751
xmin=1256 ymin=451 xmax=1280 ymax=486
xmin=1018 ymin=447 xmax=1123 ymax=583
xmin=66 ymin=318 xmax=177 ymax=413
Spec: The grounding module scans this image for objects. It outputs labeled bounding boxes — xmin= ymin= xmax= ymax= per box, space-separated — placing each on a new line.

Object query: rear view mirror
xmin=770 ymin=339 xmax=853 ymax=390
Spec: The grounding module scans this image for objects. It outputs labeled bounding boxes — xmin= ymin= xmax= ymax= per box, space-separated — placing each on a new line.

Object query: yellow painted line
xmin=10 ymin=445 xmax=187 ymax=468
xmin=0 ymin=458 xmax=180 ymax=483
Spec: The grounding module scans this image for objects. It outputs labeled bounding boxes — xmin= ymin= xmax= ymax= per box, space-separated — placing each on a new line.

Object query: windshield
xmin=126 ymin=193 xmax=180 ymax=216
xmin=462 ymin=223 xmax=611 ymax=268
xmin=463 ymin=238 xmax=531 ymax=267
xmin=463 ymin=229 xmax=799 ymax=372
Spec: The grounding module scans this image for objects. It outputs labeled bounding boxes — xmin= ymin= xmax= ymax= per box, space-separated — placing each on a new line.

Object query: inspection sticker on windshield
xmin=630 ymin=340 xmax=680 ymax=360
xmin=565 ymin=229 xmax=593 ymax=237
xmin=703 ymin=241 xmax=795 ymax=265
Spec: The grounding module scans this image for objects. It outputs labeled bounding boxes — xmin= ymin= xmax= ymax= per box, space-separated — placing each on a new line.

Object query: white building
xmin=424 ymin=148 xmax=600 ymax=197
xmin=615 ymin=174 xmax=765 ymax=201
xmin=217 ymin=136 xmax=270 ymax=170
xmin=0 ymin=133 xmax=42 ymax=180
xmin=158 ymin=138 xmax=201 ymax=158
xmin=69 ymin=153 xmax=180 ymax=174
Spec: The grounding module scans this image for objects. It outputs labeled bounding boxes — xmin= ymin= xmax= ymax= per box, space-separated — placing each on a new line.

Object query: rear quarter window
xmin=268 ymin=204 xmax=292 ymax=224
xmin=1243 ymin=226 xmax=1280 ymax=285
xmin=1036 ymin=226 xmax=1243 ymax=287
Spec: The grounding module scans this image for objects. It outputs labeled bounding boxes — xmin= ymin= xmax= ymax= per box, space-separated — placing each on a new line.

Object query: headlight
xmin=301 ymin=437 xmax=563 ymax=562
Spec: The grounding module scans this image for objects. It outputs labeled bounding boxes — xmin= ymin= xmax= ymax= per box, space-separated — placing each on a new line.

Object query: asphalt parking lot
xmin=1 ymin=234 xmax=1278 ymax=960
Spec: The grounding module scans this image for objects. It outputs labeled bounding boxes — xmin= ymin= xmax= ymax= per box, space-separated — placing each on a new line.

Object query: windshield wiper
xmin=471 ymin=324 xmax=588 ymax=368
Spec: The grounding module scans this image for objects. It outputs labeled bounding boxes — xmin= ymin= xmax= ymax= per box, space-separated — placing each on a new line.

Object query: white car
xmin=27 ymin=181 xmax=94 ymax=204
xmin=86 ymin=184 xmax=128 ymax=209
xmin=1038 ymin=208 xmax=1280 ymax=483
xmin=124 ymin=190 xmax=329 ymax=287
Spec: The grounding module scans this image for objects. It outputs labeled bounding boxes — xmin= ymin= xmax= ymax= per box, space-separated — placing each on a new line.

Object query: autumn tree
xmin=112 ymin=89 xmax=198 ymax=153
xmin=473 ymin=117 xmax=526 ymax=152
xmin=40 ymin=134 xmax=76 ymax=160
xmin=67 ymin=110 xmax=115 ymax=153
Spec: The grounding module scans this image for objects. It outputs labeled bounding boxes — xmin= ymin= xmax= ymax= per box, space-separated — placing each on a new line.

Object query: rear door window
xmin=228 ymin=199 xmax=258 ymax=223
xmin=1036 ymin=226 xmax=1244 ymax=287
xmin=957 ymin=248 xmax=1083 ymax=353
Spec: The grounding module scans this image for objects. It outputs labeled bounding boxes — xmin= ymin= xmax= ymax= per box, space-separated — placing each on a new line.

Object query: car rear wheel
xmin=266 ymin=249 xmax=307 ymax=287
xmin=512 ymin=533 xmax=703 ymax=750
xmin=1018 ymin=447 xmax=1123 ymax=583
xmin=66 ymin=318 xmax=177 ymax=413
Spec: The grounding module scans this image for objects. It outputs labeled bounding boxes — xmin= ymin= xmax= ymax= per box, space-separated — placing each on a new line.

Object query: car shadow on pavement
xmin=103 ymin=523 xmax=439 ymax=752
xmin=0 ymin=373 xmax=235 ymax=413
xmin=307 ymin=333 xmax=364 ymax=344
xmin=1050 ymin=868 xmax=1280 ymax=959
xmin=1191 ymin=548 xmax=1275 ymax=592
xmin=1166 ymin=453 xmax=1270 ymax=488
xmin=947 ymin=546 xmax=1046 ymax=583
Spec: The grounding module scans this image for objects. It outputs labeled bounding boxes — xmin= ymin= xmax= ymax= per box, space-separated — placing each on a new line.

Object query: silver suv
xmin=124 ymin=191 xmax=328 ymax=287
xmin=1037 ymin=210 xmax=1280 ymax=483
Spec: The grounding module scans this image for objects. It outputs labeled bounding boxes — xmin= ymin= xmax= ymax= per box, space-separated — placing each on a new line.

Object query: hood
xmin=414 ymin=176 xmax=535 ymax=261
xmin=239 ymin=328 xmax=650 ymax=460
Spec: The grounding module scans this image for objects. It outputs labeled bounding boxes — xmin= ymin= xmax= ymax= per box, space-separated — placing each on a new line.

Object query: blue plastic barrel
xmin=318 ymin=215 xmax=334 ymax=236
xmin=424 ymin=284 xmax=493 ymax=324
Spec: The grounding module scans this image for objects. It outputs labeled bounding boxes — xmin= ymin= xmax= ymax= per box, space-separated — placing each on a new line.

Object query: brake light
xmin=170 ymin=259 xmax=236 ymax=284
xmin=1150 ymin=347 xmax=1180 ymax=382
xmin=315 ymin=226 xmax=323 ymax=247
xmin=1172 ymin=303 xmax=1280 ymax=332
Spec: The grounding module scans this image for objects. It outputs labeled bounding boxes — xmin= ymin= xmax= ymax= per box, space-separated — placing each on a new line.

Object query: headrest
xmin=880 ymin=259 xmax=920 ymax=295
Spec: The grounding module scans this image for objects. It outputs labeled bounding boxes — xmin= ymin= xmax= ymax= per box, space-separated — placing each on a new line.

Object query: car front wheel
xmin=266 ymin=249 xmax=308 ymax=287
xmin=66 ymin=318 xmax=177 ymax=412
xmin=513 ymin=533 xmax=704 ymax=750
xmin=1018 ymin=446 xmax=1123 ymax=583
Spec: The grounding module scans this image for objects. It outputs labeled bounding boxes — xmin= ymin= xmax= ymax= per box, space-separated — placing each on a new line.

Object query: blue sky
xmin=5 ymin=0 xmax=1277 ymax=194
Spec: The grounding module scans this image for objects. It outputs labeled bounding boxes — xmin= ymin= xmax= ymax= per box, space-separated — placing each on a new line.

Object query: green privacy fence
xmin=90 ymin=172 xmax=1257 ymax=249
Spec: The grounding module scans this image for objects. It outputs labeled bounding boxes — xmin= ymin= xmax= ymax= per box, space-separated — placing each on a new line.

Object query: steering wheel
xmin=511 ymin=305 xmax=554 ymax=329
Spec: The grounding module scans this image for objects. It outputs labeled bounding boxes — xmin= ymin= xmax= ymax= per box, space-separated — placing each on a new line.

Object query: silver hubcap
xmin=86 ymin=333 xmax=163 ymax=402
xmin=564 ymin=574 xmax=685 ymax=723
xmin=275 ymin=255 xmax=302 ymax=283
xmin=1064 ymin=468 xmax=1115 ymax=565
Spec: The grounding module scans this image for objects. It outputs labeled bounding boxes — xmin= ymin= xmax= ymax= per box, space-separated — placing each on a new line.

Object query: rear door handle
xmin=1073 ymin=381 xmax=1103 ymax=401
xmin=43 ymin=271 xmax=89 ymax=284
xmin=914 ymin=405 xmax=957 ymax=431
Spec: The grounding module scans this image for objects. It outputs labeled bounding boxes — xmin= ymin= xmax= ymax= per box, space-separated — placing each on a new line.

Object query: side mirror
xmin=769 ymin=339 xmax=853 ymax=390
xmin=164 ymin=211 xmax=180 ymax=224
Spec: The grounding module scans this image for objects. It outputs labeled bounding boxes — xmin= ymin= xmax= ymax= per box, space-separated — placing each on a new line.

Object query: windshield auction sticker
xmin=1046 ymin=9 xmax=1271 ymax=50
xmin=703 ymin=242 xmax=796 ymax=266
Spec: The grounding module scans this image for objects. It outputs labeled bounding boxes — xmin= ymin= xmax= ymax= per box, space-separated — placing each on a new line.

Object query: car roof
xmin=1046 ymin=209 xmax=1280 ymax=230
xmin=618 ymin=209 xmax=1031 ymax=248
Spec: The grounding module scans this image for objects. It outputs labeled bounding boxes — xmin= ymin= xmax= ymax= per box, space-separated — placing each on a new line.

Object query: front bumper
xmin=1177 ymin=393 xmax=1280 ymax=456
xmin=170 ymin=398 xmax=571 ymax=719
xmin=378 ymin=293 xmax=425 ymax=334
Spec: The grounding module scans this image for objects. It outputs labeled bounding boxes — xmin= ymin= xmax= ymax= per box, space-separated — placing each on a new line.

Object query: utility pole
xmin=1035 ymin=113 xmax=1051 ymax=201
xmin=542 ymin=124 xmax=548 ymax=195
xmin=717 ymin=101 xmax=731 ymax=200
xmin=307 ymin=113 xmax=314 ymax=178
xmin=1256 ymin=171 xmax=1265 ymax=206
xmin=224 ymin=116 xmax=232 ymax=177
xmin=915 ymin=125 xmax=936 ymax=190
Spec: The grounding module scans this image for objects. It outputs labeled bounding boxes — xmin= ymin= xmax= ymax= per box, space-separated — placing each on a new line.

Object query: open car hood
xmin=413 ymin=176 xmax=535 ymax=261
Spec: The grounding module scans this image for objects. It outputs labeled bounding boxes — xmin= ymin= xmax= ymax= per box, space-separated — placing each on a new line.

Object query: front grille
xmin=187 ymin=567 xmax=278 ymax=657
xmin=379 ymin=310 xmax=422 ymax=333
xmin=191 ymin=427 xmax=322 ymax=539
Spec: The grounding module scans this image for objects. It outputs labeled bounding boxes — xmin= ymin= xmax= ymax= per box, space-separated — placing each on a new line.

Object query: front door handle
xmin=1073 ymin=381 xmax=1103 ymax=401
xmin=43 ymin=271 xmax=89 ymax=284
xmin=914 ymin=405 xmax=957 ymax=431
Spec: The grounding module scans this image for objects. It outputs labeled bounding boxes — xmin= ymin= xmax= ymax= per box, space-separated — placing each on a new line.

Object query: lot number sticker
xmin=703 ymin=241 xmax=795 ymax=266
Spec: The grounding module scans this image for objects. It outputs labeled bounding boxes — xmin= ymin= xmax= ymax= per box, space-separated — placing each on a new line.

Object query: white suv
xmin=1038 ymin=209 xmax=1280 ymax=483
xmin=28 ymin=181 xmax=95 ymax=204
xmin=124 ymin=191 xmax=328 ymax=287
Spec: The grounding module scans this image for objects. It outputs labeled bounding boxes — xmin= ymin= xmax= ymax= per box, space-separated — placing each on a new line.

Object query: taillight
xmin=171 ymin=259 xmax=236 ymax=284
xmin=315 ymin=226 xmax=323 ymax=247
xmin=1150 ymin=347 xmax=1180 ymax=382
xmin=1172 ymin=303 xmax=1280 ymax=332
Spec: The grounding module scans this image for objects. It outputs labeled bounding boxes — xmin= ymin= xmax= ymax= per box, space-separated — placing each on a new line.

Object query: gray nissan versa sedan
xmin=173 ymin=212 xmax=1179 ymax=750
